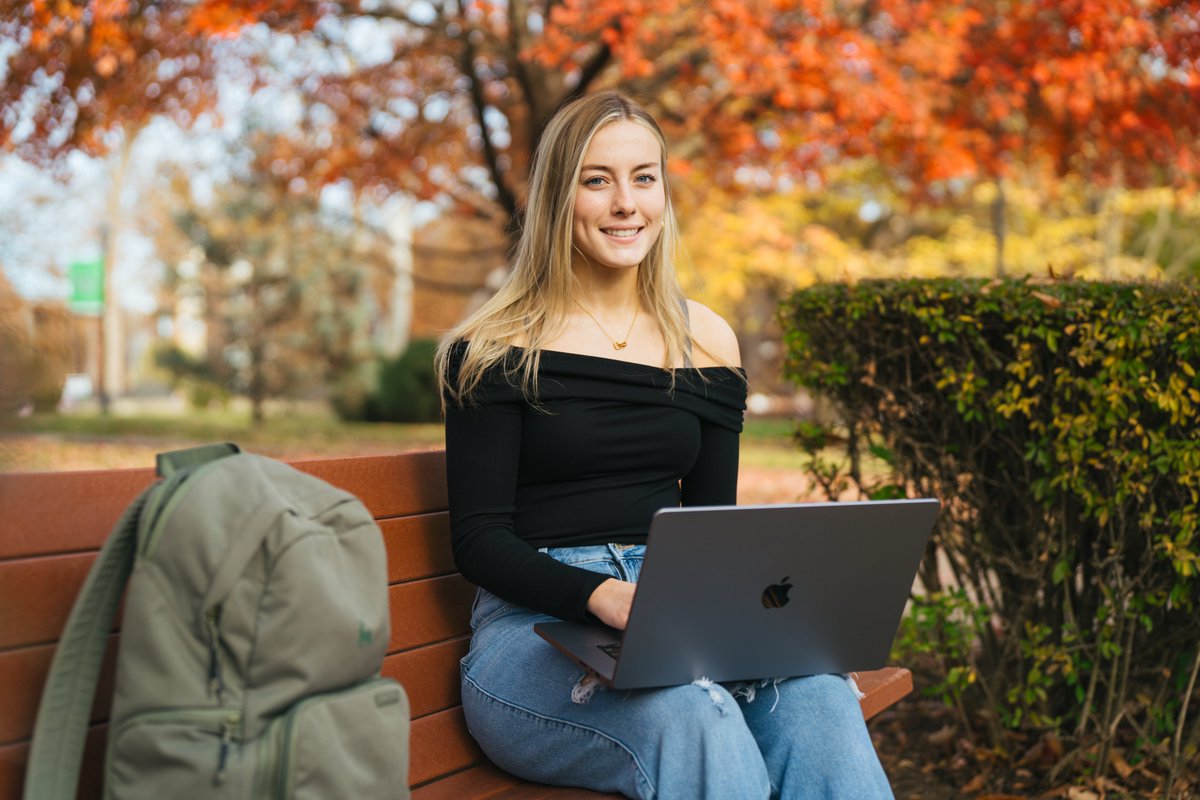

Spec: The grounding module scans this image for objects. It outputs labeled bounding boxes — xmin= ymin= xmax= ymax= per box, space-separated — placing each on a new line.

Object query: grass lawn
xmin=0 ymin=404 xmax=813 ymax=474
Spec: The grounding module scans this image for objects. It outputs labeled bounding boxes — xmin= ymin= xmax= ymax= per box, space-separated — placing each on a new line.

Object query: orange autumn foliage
xmin=7 ymin=0 xmax=1199 ymax=214
xmin=7 ymin=0 xmax=217 ymax=158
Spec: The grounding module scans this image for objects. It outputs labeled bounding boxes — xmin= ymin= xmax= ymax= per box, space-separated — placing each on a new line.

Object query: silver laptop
xmin=534 ymin=499 xmax=939 ymax=690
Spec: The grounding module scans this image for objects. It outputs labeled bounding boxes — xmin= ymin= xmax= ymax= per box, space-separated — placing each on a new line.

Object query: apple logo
xmin=761 ymin=576 xmax=793 ymax=609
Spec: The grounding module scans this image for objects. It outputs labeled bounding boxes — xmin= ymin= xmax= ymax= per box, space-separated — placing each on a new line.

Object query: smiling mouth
xmin=602 ymin=227 xmax=642 ymax=238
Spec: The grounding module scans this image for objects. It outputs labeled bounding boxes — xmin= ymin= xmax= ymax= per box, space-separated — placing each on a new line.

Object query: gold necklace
xmin=574 ymin=299 xmax=639 ymax=350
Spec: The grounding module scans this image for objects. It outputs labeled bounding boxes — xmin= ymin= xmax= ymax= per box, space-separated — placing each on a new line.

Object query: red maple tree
xmin=6 ymin=1 xmax=1198 ymax=224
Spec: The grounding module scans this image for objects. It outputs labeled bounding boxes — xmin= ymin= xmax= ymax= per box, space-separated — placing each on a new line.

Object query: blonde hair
xmin=436 ymin=91 xmax=692 ymax=405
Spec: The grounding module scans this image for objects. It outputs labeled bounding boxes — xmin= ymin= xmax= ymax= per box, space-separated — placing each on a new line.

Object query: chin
xmin=593 ymin=246 xmax=653 ymax=271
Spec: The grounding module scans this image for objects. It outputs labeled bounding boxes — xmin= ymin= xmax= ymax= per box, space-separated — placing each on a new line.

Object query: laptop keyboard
xmin=596 ymin=641 xmax=622 ymax=659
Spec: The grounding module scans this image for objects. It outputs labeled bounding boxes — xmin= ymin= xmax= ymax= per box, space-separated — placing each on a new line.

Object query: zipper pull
xmin=213 ymin=716 xmax=237 ymax=786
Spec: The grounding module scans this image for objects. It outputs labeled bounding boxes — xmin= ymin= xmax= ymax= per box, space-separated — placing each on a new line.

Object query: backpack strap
xmin=156 ymin=442 xmax=241 ymax=478
xmin=23 ymin=483 xmax=156 ymax=800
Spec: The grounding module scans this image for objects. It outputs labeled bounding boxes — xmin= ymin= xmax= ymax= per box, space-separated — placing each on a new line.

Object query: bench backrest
xmin=0 ymin=450 xmax=480 ymax=798
xmin=0 ymin=449 xmax=913 ymax=800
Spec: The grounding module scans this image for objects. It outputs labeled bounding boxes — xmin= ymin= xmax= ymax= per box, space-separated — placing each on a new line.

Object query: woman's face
xmin=571 ymin=119 xmax=666 ymax=274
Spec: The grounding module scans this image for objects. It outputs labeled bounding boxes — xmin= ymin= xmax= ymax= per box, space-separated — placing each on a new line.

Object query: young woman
xmin=435 ymin=91 xmax=893 ymax=800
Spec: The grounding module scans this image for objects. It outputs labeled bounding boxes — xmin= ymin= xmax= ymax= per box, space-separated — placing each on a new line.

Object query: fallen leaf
xmin=928 ymin=723 xmax=957 ymax=746
xmin=1066 ymin=788 xmax=1099 ymax=800
xmin=1019 ymin=732 xmax=1064 ymax=766
xmin=1109 ymin=748 xmax=1134 ymax=779
xmin=961 ymin=773 xmax=987 ymax=793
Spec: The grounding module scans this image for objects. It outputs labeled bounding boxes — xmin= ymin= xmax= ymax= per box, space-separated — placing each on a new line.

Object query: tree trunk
xmin=248 ymin=336 xmax=265 ymax=425
xmin=98 ymin=128 xmax=138 ymax=412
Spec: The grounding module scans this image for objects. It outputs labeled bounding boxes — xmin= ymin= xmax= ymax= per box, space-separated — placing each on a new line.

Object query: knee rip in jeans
xmin=729 ymin=678 xmax=784 ymax=712
xmin=727 ymin=674 xmax=866 ymax=713
xmin=571 ymin=671 xmax=605 ymax=704
xmin=689 ymin=677 xmax=730 ymax=716
xmin=569 ymin=672 xmax=733 ymax=717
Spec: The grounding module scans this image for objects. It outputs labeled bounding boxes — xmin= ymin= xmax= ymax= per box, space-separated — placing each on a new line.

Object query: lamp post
xmin=67 ymin=251 xmax=107 ymax=412
xmin=98 ymin=222 xmax=111 ymax=413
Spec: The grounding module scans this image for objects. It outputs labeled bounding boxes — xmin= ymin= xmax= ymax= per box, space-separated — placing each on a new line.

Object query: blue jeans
xmin=460 ymin=544 xmax=895 ymax=800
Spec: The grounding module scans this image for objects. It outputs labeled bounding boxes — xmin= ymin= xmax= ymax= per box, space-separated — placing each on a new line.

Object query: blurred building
xmin=409 ymin=216 xmax=507 ymax=341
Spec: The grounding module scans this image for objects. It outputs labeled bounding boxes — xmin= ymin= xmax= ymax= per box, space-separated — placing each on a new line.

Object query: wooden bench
xmin=0 ymin=449 xmax=914 ymax=799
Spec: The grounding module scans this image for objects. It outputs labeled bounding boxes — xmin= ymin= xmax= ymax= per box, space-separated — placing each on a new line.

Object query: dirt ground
xmin=873 ymin=696 xmax=967 ymax=800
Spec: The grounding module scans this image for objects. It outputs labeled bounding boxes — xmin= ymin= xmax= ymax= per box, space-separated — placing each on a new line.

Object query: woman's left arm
xmin=680 ymin=420 xmax=740 ymax=506
xmin=680 ymin=300 xmax=744 ymax=505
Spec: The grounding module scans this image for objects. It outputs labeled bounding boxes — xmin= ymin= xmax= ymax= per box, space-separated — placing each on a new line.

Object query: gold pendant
xmin=613 ymin=341 xmax=628 ymax=350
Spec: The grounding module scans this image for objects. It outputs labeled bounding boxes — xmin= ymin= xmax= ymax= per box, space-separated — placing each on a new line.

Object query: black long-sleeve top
xmin=444 ymin=344 xmax=747 ymax=622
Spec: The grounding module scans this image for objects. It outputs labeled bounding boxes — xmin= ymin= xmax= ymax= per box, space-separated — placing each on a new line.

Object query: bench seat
xmin=0 ymin=451 xmax=912 ymax=799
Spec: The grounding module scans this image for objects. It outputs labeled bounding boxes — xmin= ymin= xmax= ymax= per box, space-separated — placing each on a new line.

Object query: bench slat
xmin=388 ymin=575 xmax=477 ymax=652
xmin=855 ymin=667 xmax=914 ymax=720
xmin=381 ymin=513 xmax=456 ymax=583
xmin=0 ymin=516 xmax=455 ymax=652
xmin=490 ymin=784 xmax=622 ymax=799
xmin=0 ymin=553 xmax=98 ymax=649
xmin=297 ymin=452 xmax=447 ymax=519
xmin=0 ymin=636 xmax=117 ymax=746
xmin=409 ymin=706 xmax=486 ymax=786
xmin=384 ymin=637 xmax=470 ymax=720
xmin=412 ymin=763 xmax=620 ymax=800
xmin=0 ymin=724 xmax=105 ymax=800
xmin=411 ymin=763 xmax=526 ymax=799
xmin=0 ymin=453 xmax=447 ymax=562
xmin=0 ymin=468 xmax=154 ymax=560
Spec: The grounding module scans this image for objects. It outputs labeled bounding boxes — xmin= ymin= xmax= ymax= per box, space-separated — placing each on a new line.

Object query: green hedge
xmin=781 ymin=278 xmax=1200 ymax=786
xmin=333 ymin=339 xmax=441 ymax=424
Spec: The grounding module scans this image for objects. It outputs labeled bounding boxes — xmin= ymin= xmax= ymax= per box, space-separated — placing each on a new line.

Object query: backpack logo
xmin=358 ymin=620 xmax=374 ymax=646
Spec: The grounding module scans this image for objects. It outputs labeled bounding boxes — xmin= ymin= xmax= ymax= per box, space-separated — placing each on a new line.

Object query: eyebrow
xmin=579 ymin=162 xmax=661 ymax=174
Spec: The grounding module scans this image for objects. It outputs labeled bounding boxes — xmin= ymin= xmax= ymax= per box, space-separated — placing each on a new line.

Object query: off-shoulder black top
xmin=443 ymin=343 xmax=747 ymax=622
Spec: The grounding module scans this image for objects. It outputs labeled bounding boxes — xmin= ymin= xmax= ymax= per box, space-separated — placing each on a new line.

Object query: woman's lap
xmin=461 ymin=595 xmax=770 ymax=799
xmin=460 ymin=546 xmax=893 ymax=800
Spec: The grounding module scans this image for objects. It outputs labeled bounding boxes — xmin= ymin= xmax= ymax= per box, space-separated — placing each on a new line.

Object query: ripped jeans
xmin=459 ymin=544 xmax=895 ymax=800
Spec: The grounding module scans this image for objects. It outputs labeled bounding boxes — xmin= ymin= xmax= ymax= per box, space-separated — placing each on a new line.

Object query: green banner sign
xmin=68 ymin=257 xmax=104 ymax=316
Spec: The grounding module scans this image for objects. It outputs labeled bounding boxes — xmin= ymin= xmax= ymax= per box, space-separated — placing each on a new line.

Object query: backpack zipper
xmin=214 ymin=714 xmax=239 ymax=786
xmin=107 ymin=707 xmax=242 ymax=790
xmin=275 ymin=697 xmax=302 ymax=797
xmin=275 ymin=681 xmax=370 ymax=797
xmin=205 ymin=606 xmax=226 ymax=702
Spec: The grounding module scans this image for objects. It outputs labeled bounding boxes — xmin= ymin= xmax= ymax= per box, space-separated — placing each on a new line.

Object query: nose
xmin=611 ymin=181 xmax=635 ymax=215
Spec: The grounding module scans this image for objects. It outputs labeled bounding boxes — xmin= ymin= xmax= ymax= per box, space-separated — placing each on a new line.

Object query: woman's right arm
xmin=445 ymin=396 xmax=612 ymax=623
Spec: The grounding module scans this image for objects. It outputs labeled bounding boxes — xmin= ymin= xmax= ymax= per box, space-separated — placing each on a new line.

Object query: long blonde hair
xmin=436 ymin=91 xmax=692 ymax=405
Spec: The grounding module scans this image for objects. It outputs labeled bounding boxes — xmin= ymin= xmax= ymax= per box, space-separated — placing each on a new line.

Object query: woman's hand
xmin=586 ymin=578 xmax=637 ymax=630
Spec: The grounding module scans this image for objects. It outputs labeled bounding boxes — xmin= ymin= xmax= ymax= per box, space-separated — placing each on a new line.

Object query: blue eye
xmin=583 ymin=176 xmax=606 ymax=187
xmin=635 ymin=174 xmax=657 ymax=184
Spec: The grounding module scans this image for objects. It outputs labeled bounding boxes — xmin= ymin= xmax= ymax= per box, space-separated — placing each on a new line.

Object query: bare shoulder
xmin=685 ymin=300 xmax=741 ymax=368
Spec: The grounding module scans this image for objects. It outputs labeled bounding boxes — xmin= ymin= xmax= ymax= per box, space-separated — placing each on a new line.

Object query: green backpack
xmin=24 ymin=443 xmax=411 ymax=799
